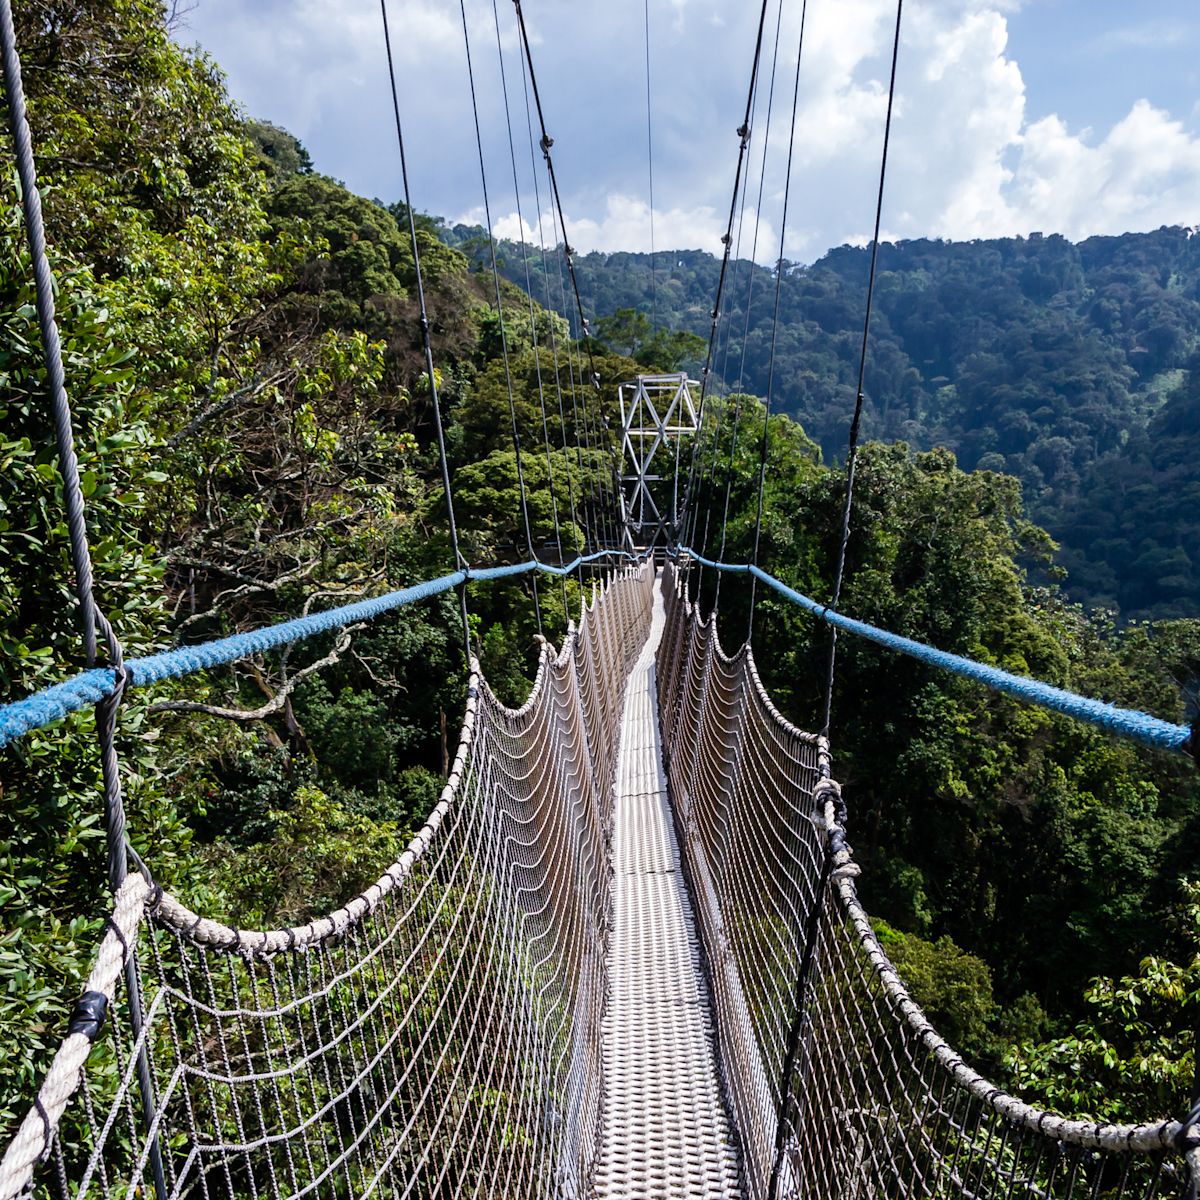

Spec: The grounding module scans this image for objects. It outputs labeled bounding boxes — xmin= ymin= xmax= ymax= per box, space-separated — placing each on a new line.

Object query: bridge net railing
xmin=656 ymin=560 xmax=1198 ymax=1200
xmin=0 ymin=562 xmax=654 ymax=1200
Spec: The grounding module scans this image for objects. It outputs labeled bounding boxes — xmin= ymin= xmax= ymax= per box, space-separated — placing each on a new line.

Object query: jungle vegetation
xmin=0 ymin=0 xmax=1196 ymax=1140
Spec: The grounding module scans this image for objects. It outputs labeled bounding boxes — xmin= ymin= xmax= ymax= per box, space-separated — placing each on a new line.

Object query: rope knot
xmin=813 ymin=778 xmax=842 ymax=809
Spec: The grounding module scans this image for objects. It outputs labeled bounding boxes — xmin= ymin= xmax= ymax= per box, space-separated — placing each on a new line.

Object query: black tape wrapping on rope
xmin=65 ymin=992 xmax=109 ymax=1044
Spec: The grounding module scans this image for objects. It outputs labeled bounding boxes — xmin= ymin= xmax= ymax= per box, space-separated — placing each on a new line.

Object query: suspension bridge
xmin=1 ymin=0 xmax=1199 ymax=1196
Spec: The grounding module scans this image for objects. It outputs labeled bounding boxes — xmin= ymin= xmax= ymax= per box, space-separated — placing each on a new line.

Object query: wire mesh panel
xmin=655 ymin=561 xmax=1199 ymax=1200
xmin=1 ymin=564 xmax=654 ymax=1200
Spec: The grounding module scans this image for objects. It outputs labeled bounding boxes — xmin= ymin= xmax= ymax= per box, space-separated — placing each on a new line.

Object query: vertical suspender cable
xmin=458 ymin=0 xmax=543 ymax=636
xmin=679 ymin=0 xmax=771 ymax=554
xmin=0 ymin=6 xmax=167 ymax=1194
xmin=713 ymin=0 xmax=785 ymax=610
xmin=644 ymin=0 xmax=658 ymax=334
xmin=512 ymin=0 xmax=622 ymax=557
xmin=770 ymin=10 xmax=903 ymax=1195
xmin=381 ymin=0 xmax=471 ymax=653
xmin=748 ymin=0 xmax=810 ymax=639
xmin=821 ymin=0 xmax=904 ymax=736
xmin=490 ymin=0 xmax=569 ymax=615
xmin=518 ymin=46 xmax=586 ymax=582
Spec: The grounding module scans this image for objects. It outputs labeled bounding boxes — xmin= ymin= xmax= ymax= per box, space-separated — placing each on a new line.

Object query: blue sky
xmin=175 ymin=0 xmax=1200 ymax=263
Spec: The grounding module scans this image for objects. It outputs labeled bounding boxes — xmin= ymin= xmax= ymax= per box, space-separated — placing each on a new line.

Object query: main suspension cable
xmin=822 ymin=0 xmax=904 ymax=736
xmin=459 ymin=0 xmax=543 ymax=636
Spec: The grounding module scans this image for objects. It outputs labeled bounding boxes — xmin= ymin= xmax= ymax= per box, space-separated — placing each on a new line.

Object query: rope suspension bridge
xmin=1 ymin=0 xmax=1198 ymax=1197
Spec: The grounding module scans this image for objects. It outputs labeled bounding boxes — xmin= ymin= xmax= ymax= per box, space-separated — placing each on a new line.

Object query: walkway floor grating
xmin=594 ymin=578 xmax=742 ymax=1199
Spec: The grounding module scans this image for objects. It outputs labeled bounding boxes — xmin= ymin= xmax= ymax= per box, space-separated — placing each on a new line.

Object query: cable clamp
xmin=540 ymin=133 xmax=553 ymax=152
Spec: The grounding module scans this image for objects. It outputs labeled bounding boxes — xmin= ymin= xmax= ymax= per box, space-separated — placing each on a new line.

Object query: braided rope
xmin=0 ymin=875 xmax=150 ymax=1200
xmin=679 ymin=550 xmax=1192 ymax=755
xmin=0 ymin=551 xmax=640 ymax=751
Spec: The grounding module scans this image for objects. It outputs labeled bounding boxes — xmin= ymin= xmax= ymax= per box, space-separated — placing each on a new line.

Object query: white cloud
xmin=459 ymin=194 xmax=754 ymax=257
xmin=178 ymin=0 xmax=1200 ymax=263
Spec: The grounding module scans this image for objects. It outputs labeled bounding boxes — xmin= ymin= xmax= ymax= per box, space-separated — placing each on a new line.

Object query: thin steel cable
xmin=644 ymin=0 xmax=657 ymax=334
xmin=380 ymin=0 xmax=471 ymax=652
xmin=515 ymin=41 xmax=585 ymax=574
xmin=747 ymin=0 xmax=810 ymax=641
xmin=459 ymin=0 xmax=543 ymax=636
xmin=678 ymin=0 xmax=772 ymax=552
xmin=511 ymin=0 xmax=601 ymax=394
xmin=489 ymin=0 xmax=569 ymax=614
xmin=712 ymin=0 xmax=786 ymax=608
xmin=822 ymin=0 xmax=904 ymax=738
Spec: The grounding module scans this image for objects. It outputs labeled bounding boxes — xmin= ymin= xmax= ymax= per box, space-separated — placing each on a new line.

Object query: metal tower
xmin=617 ymin=373 xmax=700 ymax=550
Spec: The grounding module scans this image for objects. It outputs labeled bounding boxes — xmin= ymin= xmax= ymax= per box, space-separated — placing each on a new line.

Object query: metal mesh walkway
xmin=595 ymin=577 xmax=742 ymax=1199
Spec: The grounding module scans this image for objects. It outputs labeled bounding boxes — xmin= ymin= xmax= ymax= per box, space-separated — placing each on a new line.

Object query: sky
xmin=174 ymin=0 xmax=1200 ymax=265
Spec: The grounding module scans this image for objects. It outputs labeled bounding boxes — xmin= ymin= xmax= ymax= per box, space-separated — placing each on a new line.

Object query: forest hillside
xmin=446 ymin=224 xmax=1200 ymax=620
xmin=0 ymin=0 xmax=1196 ymax=1142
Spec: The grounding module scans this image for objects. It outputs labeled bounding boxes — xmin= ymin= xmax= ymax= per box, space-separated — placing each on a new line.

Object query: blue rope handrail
xmin=0 ymin=550 xmax=637 ymax=750
xmin=680 ymin=548 xmax=1192 ymax=756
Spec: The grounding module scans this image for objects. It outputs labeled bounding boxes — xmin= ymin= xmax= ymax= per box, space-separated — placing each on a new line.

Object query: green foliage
xmin=873 ymin=919 xmax=997 ymax=1062
xmin=208 ymin=784 xmax=405 ymax=926
xmin=1004 ymin=882 xmax=1200 ymax=1123
xmin=473 ymin=230 xmax=1200 ymax=618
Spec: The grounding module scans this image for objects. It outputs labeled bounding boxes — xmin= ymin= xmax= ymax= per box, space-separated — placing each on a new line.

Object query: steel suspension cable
xmin=644 ymin=0 xmax=658 ymax=333
xmin=490 ymin=0 xmax=569 ymax=615
xmin=748 ymin=0 xmax=811 ymax=639
xmin=713 ymin=0 xmax=786 ymax=608
xmin=515 ymin=45 xmax=587 ymax=581
xmin=380 ymin=0 xmax=471 ymax=654
xmin=512 ymin=0 xmax=600 ymax=393
xmin=678 ymin=0 xmax=772 ymax=550
xmin=1 ymin=5 xmax=167 ymax=1192
xmin=821 ymin=0 xmax=904 ymax=736
xmin=511 ymin=0 xmax=622 ymax=554
xmin=458 ymin=0 xmax=543 ymax=636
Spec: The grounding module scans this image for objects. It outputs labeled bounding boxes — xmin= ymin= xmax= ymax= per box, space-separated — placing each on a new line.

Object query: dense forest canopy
xmin=446 ymin=224 xmax=1200 ymax=620
xmin=0 ymin=0 xmax=1196 ymax=1144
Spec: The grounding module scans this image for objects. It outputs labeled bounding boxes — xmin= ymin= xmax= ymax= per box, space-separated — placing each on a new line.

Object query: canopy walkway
xmin=1 ymin=0 xmax=1199 ymax=1194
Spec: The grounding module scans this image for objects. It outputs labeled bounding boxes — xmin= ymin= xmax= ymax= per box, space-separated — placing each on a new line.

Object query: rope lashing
xmin=0 ymin=551 xmax=640 ymax=751
xmin=679 ymin=550 xmax=1193 ymax=756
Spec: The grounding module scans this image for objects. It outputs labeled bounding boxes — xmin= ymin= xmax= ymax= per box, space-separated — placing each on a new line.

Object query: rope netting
xmin=655 ymin=561 xmax=1200 ymax=1200
xmin=0 ymin=564 xmax=654 ymax=1200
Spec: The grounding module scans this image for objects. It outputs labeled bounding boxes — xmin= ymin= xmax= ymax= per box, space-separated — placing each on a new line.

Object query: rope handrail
xmin=656 ymin=561 xmax=1199 ymax=1200
xmin=0 ymin=562 xmax=657 ymax=1200
xmin=677 ymin=548 xmax=1193 ymax=756
xmin=0 ymin=550 xmax=641 ymax=751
